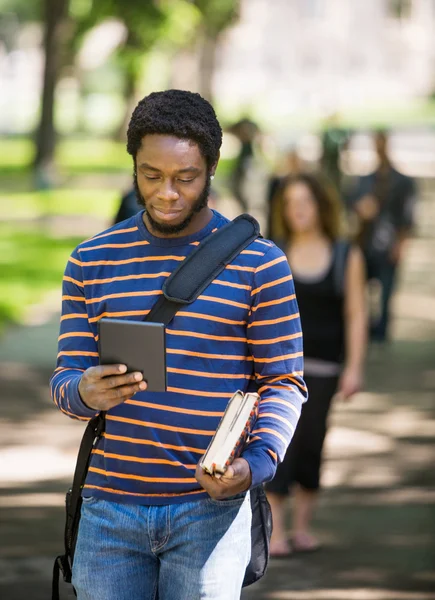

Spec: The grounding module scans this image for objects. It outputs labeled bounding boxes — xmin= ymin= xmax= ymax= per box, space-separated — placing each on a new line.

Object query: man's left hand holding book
xmin=195 ymin=458 xmax=252 ymax=500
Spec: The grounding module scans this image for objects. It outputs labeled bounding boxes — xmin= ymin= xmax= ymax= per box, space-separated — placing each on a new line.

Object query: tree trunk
xmin=197 ymin=27 xmax=218 ymax=103
xmin=33 ymin=0 xmax=68 ymax=175
xmin=115 ymin=64 xmax=138 ymax=142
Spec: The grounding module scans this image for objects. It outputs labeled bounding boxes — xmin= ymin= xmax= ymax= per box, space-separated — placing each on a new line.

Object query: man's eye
xmin=178 ymin=178 xmax=195 ymax=183
xmin=145 ymin=175 xmax=160 ymax=180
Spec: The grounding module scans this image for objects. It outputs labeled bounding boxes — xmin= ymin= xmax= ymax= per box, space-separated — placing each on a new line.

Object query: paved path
xmin=1 ymin=200 xmax=435 ymax=599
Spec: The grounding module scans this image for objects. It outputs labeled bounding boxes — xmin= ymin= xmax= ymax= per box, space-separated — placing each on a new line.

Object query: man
xmin=352 ymin=130 xmax=416 ymax=342
xmin=320 ymin=112 xmax=351 ymax=194
xmin=228 ymin=118 xmax=260 ymax=213
xmin=50 ymin=90 xmax=306 ymax=600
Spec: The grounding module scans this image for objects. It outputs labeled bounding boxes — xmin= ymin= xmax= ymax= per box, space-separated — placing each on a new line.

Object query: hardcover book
xmin=200 ymin=390 xmax=260 ymax=476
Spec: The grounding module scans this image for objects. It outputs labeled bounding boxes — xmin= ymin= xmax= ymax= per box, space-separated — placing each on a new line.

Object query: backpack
xmin=52 ymin=214 xmax=273 ymax=599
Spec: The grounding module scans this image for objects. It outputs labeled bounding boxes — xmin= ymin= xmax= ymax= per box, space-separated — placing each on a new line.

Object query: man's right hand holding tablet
xmin=78 ymin=364 xmax=147 ymax=411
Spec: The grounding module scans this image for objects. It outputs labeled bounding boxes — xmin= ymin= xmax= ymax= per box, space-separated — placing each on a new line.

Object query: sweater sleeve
xmin=241 ymin=244 xmax=307 ymax=488
xmin=49 ymin=247 xmax=99 ymax=421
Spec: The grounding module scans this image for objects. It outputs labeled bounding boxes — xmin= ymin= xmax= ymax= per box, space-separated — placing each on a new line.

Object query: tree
xmin=33 ymin=0 xmax=69 ymax=175
xmin=193 ymin=0 xmax=240 ymax=102
xmin=72 ymin=0 xmax=165 ymax=139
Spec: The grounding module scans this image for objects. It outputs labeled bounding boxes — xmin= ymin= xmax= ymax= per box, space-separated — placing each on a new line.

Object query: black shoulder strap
xmin=62 ymin=212 xmax=260 ymax=561
xmin=333 ymin=239 xmax=351 ymax=296
xmin=147 ymin=213 xmax=260 ymax=325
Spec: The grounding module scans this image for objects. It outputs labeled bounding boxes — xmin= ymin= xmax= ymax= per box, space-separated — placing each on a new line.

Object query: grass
xmin=0 ymin=226 xmax=83 ymax=330
xmin=0 ymin=186 xmax=122 ymax=330
xmin=0 ymin=137 xmax=131 ymax=175
xmin=0 ymin=188 xmax=121 ymax=221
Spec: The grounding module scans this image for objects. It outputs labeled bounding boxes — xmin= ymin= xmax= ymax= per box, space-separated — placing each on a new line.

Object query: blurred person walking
xmin=227 ymin=119 xmax=269 ymax=226
xmin=228 ymin=118 xmax=259 ymax=213
xmin=50 ymin=90 xmax=306 ymax=599
xmin=320 ymin=113 xmax=351 ymax=194
xmin=266 ymin=173 xmax=367 ymax=556
xmin=266 ymin=147 xmax=303 ymax=242
xmin=351 ymin=130 xmax=417 ymax=343
xmin=113 ymin=186 xmax=141 ymax=224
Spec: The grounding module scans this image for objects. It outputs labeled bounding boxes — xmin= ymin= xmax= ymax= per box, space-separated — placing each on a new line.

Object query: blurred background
xmin=0 ymin=1 xmax=434 ymax=599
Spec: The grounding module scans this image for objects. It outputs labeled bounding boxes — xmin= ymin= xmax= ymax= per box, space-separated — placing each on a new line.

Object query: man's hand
xmin=78 ymin=364 xmax=147 ymax=411
xmin=195 ymin=458 xmax=252 ymax=500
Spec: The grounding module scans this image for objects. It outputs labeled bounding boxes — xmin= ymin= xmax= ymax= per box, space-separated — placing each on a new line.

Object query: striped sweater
xmin=50 ymin=210 xmax=307 ymax=505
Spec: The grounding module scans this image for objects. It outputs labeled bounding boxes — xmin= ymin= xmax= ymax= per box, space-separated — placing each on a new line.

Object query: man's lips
xmin=153 ymin=207 xmax=183 ymax=221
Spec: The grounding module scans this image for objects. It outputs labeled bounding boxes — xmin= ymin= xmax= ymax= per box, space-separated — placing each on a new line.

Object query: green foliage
xmin=71 ymin=0 xmax=165 ymax=51
xmin=0 ymin=0 xmax=41 ymax=21
xmin=192 ymin=0 xmax=239 ymax=35
xmin=158 ymin=0 xmax=201 ymax=49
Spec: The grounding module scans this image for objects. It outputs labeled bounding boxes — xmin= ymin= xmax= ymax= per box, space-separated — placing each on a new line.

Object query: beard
xmin=133 ymin=173 xmax=210 ymax=236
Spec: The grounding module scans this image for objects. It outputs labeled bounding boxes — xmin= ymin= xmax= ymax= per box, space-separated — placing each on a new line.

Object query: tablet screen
xmin=98 ymin=318 xmax=166 ymax=392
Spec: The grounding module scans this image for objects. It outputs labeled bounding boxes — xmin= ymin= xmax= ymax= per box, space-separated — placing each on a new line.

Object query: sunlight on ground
xmin=266 ymin=589 xmax=435 ymax=599
xmin=0 ymin=446 xmax=75 ymax=485
xmin=0 ymin=493 xmax=65 ymax=508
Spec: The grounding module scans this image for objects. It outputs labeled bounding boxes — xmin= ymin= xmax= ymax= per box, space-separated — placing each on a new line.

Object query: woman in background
xmin=266 ymin=173 xmax=367 ymax=555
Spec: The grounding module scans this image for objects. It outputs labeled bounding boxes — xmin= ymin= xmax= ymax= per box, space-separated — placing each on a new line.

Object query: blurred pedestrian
xmin=266 ymin=173 xmax=367 ymax=556
xmin=228 ymin=118 xmax=264 ymax=214
xmin=266 ymin=147 xmax=303 ymax=242
xmin=320 ymin=113 xmax=351 ymax=194
xmin=113 ymin=186 xmax=140 ymax=224
xmin=351 ymin=130 xmax=417 ymax=342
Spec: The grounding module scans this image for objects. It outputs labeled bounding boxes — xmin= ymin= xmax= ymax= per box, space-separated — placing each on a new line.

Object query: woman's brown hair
xmin=273 ymin=173 xmax=342 ymax=242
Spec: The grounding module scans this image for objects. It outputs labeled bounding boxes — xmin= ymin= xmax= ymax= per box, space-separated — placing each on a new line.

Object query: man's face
xmin=135 ymin=134 xmax=212 ymax=236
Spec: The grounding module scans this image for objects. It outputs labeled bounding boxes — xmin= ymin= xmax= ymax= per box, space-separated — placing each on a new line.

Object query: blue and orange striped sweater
xmin=50 ymin=210 xmax=307 ymax=505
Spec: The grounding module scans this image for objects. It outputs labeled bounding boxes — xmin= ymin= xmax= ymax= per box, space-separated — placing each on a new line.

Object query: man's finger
xmin=103 ymin=371 xmax=144 ymax=390
xmin=222 ymin=465 xmax=235 ymax=480
xmin=89 ymin=364 xmax=127 ymax=379
xmin=107 ymin=381 xmax=147 ymax=400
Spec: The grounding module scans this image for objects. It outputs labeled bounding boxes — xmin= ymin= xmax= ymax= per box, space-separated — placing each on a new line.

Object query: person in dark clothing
xmin=266 ymin=173 xmax=367 ymax=556
xmin=113 ymin=187 xmax=141 ymax=224
xmin=320 ymin=113 xmax=351 ymax=193
xmin=228 ymin=119 xmax=260 ymax=213
xmin=352 ymin=130 xmax=416 ymax=342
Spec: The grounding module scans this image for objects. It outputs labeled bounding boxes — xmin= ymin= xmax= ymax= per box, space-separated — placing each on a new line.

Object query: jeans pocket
xmin=207 ymin=492 xmax=246 ymax=507
xmin=81 ymin=495 xmax=98 ymax=505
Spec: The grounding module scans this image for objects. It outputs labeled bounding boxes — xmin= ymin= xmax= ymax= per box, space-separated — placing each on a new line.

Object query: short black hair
xmin=127 ymin=90 xmax=222 ymax=169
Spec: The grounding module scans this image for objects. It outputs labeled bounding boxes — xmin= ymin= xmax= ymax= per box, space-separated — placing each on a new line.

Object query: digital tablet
xmin=97 ymin=318 xmax=167 ymax=392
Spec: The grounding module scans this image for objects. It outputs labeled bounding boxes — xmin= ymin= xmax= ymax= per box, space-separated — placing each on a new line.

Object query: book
xmin=200 ymin=390 xmax=260 ymax=476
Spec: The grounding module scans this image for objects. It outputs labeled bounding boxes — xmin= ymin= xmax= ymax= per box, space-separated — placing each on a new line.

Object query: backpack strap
xmin=333 ymin=239 xmax=352 ymax=297
xmin=147 ymin=213 xmax=260 ymax=325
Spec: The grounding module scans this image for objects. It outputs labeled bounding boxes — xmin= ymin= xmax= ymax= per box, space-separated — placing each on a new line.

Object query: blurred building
xmin=215 ymin=0 xmax=435 ymax=121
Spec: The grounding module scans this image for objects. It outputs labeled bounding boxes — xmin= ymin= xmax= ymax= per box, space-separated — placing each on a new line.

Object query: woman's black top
xmin=292 ymin=246 xmax=345 ymax=364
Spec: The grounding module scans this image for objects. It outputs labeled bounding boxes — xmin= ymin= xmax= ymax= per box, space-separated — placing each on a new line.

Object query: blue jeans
xmin=72 ymin=494 xmax=251 ymax=600
xmin=366 ymin=255 xmax=398 ymax=342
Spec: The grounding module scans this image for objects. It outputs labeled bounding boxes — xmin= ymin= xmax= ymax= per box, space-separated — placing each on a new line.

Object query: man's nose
xmin=157 ymin=179 xmax=179 ymax=201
